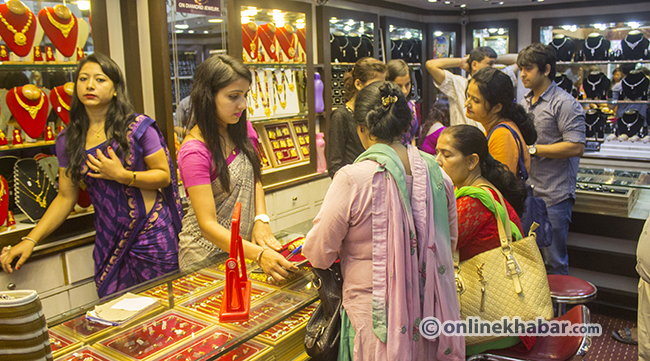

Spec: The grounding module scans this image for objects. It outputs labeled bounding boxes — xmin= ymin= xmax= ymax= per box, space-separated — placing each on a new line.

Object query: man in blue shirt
xmin=517 ymin=43 xmax=586 ymax=275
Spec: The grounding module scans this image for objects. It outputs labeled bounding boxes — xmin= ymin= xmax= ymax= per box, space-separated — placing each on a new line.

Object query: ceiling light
xmin=628 ymin=22 xmax=641 ymax=29
xmin=77 ymin=1 xmax=90 ymax=10
xmin=428 ymin=0 xmax=438 ymax=2
xmin=444 ymin=1 xmax=451 ymax=4
xmin=175 ymin=23 xmax=189 ymax=29
xmin=460 ymin=4 xmax=466 ymax=7
xmin=434 ymin=31 xmax=443 ymax=36
xmin=208 ymin=18 xmax=223 ymax=23
xmin=188 ymin=30 xmax=194 ymax=34
xmin=488 ymin=28 xmax=498 ymax=33
xmin=175 ymin=30 xmax=183 ymax=33
xmin=204 ymin=31 xmax=209 ymax=34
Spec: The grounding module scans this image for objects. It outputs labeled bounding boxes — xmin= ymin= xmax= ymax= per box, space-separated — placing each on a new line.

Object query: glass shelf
xmin=0 ymin=140 xmax=56 ymax=152
xmin=245 ymin=62 xmax=307 ymax=69
xmin=578 ymin=99 xmax=649 ymax=104
xmin=558 ymin=60 xmax=650 ymax=65
xmin=0 ymin=62 xmax=78 ymax=71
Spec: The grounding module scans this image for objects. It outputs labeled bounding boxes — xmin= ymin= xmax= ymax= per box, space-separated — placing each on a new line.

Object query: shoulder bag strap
xmin=487 ymin=123 xmax=529 ymax=181
xmin=477 ymin=183 xmax=524 ymax=294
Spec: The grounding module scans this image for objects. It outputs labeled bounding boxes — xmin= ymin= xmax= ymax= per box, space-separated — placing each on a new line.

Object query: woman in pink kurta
xmin=304 ymin=82 xmax=464 ymax=361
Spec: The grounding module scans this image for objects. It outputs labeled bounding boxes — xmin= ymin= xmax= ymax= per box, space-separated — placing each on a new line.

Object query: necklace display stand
xmin=296 ymin=27 xmax=306 ymax=63
xmin=0 ymin=156 xmax=17 ymax=211
xmin=617 ymin=109 xmax=645 ymax=137
xmin=584 ymin=72 xmax=610 ymax=100
xmin=585 ymin=108 xmax=606 ymax=139
xmin=621 ymin=70 xmax=649 ymax=100
xmin=621 ymin=30 xmax=649 ymax=61
xmin=583 ymin=33 xmax=610 ymax=61
xmin=14 ymin=158 xmax=57 ymax=222
xmin=242 ymin=21 xmax=258 ymax=62
xmin=49 ymin=82 xmax=73 ymax=125
xmin=256 ymin=23 xmax=277 ymax=63
xmin=6 ymin=85 xmax=49 ymax=139
xmin=332 ymin=33 xmax=352 ymax=63
xmin=549 ymin=35 xmax=575 ymax=62
xmin=275 ymin=24 xmax=297 ymax=63
xmin=0 ymin=0 xmax=42 ymax=60
xmin=38 ymin=5 xmax=77 ymax=57
xmin=555 ymin=74 xmax=574 ymax=94
xmin=0 ymin=175 xmax=8 ymax=227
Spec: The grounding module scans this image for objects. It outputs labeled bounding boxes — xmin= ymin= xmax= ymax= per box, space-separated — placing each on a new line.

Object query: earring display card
xmin=48 ymin=329 xmax=78 ymax=357
xmin=291 ymin=120 xmax=310 ymax=159
xmin=139 ymin=270 xmax=225 ymax=304
xmin=248 ymin=68 xmax=300 ymax=121
xmin=147 ymin=328 xmax=272 ymax=361
xmin=257 ymin=122 xmax=306 ymax=167
xmin=96 ymin=310 xmax=211 ymax=360
xmin=331 ymin=65 xmax=351 ymax=107
xmin=179 ymin=283 xmax=275 ymax=319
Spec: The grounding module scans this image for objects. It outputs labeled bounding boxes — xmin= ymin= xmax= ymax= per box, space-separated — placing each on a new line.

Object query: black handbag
xmin=487 ymin=124 xmax=553 ymax=248
xmin=304 ymin=262 xmax=343 ymax=361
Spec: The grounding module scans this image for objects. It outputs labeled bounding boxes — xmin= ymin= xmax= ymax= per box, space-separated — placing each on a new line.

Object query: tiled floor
xmin=586 ymin=313 xmax=638 ymax=361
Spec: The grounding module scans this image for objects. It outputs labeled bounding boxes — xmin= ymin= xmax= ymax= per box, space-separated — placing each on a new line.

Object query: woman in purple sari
xmin=1 ymin=53 xmax=183 ymax=298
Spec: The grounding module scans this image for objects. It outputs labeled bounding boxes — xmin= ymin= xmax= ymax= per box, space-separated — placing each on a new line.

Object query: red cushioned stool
xmin=547 ymin=274 xmax=597 ymax=316
xmin=467 ymin=305 xmax=592 ymax=361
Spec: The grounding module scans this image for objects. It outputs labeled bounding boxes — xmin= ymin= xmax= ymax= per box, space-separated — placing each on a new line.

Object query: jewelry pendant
xmin=592 ymin=84 xmax=596 ymax=91
xmin=14 ymin=33 xmax=26 ymax=46
xmin=342 ymin=49 xmax=346 ymax=57
xmin=354 ymin=49 xmax=358 ymax=57
xmin=270 ymin=44 xmax=275 ymax=53
xmin=591 ymin=49 xmax=595 ymax=56
xmin=280 ymin=101 xmax=287 ymax=109
xmin=248 ymin=106 xmax=254 ymax=115
xmin=628 ymin=124 xmax=632 ymax=131
xmin=264 ymin=107 xmax=271 ymax=118
xmin=250 ymin=42 xmax=256 ymax=53
xmin=288 ymin=47 xmax=296 ymax=58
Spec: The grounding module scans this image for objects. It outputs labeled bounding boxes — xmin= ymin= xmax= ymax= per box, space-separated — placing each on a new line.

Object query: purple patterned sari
xmin=83 ymin=114 xmax=183 ymax=298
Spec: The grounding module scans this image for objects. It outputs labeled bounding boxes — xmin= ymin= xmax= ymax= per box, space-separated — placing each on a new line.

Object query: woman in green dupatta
xmin=435 ymin=125 xmax=533 ymax=355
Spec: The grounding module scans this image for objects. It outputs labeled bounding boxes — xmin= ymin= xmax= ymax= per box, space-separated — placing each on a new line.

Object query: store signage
xmin=176 ymin=0 xmax=222 ymax=16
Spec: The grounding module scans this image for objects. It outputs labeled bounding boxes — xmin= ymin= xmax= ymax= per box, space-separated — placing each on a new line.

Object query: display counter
xmin=45 ymin=221 xmax=317 ymax=361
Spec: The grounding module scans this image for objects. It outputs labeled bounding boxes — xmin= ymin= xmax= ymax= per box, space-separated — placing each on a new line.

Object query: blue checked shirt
xmin=523 ymin=81 xmax=586 ymax=207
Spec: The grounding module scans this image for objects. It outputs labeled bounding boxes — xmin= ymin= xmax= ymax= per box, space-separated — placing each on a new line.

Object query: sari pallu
xmin=87 ymin=114 xmax=183 ymax=298
xmin=348 ymin=144 xmax=464 ymax=360
xmin=178 ymin=149 xmax=256 ymax=268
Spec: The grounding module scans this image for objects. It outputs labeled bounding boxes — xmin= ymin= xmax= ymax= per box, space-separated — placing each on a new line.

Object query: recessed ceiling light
xmin=444 ymin=1 xmax=451 ymax=4
xmin=175 ymin=30 xmax=183 ymax=33
xmin=428 ymin=0 xmax=437 ymax=2
xmin=204 ymin=31 xmax=209 ymax=34
xmin=460 ymin=4 xmax=466 ymax=7
xmin=208 ymin=18 xmax=223 ymax=23
xmin=175 ymin=24 xmax=189 ymax=29
xmin=188 ymin=30 xmax=194 ymax=34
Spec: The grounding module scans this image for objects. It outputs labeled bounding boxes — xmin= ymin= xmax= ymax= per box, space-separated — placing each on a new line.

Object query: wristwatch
xmin=254 ymin=214 xmax=270 ymax=223
xmin=528 ymin=144 xmax=537 ymax=156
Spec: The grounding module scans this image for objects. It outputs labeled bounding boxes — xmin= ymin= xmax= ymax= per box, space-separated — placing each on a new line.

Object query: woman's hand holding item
xmin=86 ymin=147 xmax=129 ymax=183
xmin=258 ymin=247 xmax=298 ymax=283
xmin=251 ymin=221 xmax=282 ymax=251
xmin=0 ymin=239 xmax=36 ymax=273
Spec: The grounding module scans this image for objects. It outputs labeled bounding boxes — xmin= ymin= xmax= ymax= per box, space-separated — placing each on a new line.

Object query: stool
xmin=547 ymin=275 xmax=597 ymax=316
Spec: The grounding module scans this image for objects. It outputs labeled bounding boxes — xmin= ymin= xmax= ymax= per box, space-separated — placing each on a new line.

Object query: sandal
xmin=612 ymin=327 xmax=638 ymax=345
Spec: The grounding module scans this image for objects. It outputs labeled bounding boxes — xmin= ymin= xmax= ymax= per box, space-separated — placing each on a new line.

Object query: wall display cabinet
xmin=227 ymin=0 xmax=317 ymax=186
xmin=466 ymin=19 xmax=518 ymax=55
xmin=534 ymin=15 xmax=650 ymax=163
xmin=425 ymin=22 xmax=461 ymax=118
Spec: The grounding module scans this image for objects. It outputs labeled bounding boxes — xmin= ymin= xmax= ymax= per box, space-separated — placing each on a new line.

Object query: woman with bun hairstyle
xmin=304 ymin=81 xmax=464 ymax=360
xmin=386 ymin=59 xmax=420 ymax=145
xmin=327 ymin=57 xmax=386 ymax=178
xmin=436 ymin=124 xmax=531 ymax=354
xmin=465 ymin=66 xmax=537 ymax=176
xmin=177 ymin=54 xmax=297 ymax=282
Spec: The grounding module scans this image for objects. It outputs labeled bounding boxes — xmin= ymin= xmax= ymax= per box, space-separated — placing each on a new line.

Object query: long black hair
xmin=342 ymin=57 xmax=387 ymax=102
xmin=66 ymin=53 xmax=134 ymax=185
xmin=353 ymin=81 xmax=412 ymax=141
xmin=441 ymin=125 xmax=527 ymax=216
xmin=470 ymin=67 xmax=537 ymax=145
xmin=188 ymin=54 xmax=261 ymax=191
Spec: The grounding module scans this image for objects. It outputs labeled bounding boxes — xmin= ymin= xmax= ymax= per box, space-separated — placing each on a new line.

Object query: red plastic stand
xmin=219 ymin=202 xmax=252 ymax=323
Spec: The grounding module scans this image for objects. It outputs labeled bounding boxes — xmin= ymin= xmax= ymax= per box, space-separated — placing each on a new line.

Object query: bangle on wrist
xmin=127 ymin=171 xmax=136 ymax=187
xmin=256 ymin=248 xmax=267 ymax=264
xmin=21 ymin=236 xmax=38 ymax=246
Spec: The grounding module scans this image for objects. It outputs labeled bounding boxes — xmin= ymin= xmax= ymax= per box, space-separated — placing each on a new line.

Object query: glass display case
xmin=46 ymin=222 xmax=318 ymax=361
xmin=472 ymin=27 xmax=509 ymax=55
xmin=466 ymin=19 xmax=518 ymax=55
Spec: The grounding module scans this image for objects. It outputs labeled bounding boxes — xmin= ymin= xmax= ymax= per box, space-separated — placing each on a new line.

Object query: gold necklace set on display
xmin=46 ymin=7 xmax=75 ymax=38
xmin=16 ymin=167 xmax=50 ymax=208
xmin=53 ymin=87 xmax=70 ymax=111
xmin=15 ymin=91 xmax=44 ymax=120
xmin=254 ymin=70 xmax=270 ymax=118
xmin=273 ymin=72 xmax=287 ymax=110
xmin=277 ymin=29 xmax=296 ymax=58
xmin=0 ymin=10 xmax=32 ymax=46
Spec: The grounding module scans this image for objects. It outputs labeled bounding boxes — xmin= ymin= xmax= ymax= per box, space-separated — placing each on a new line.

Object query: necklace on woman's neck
xmin=89 ymin=124 xmax=104 ymax=138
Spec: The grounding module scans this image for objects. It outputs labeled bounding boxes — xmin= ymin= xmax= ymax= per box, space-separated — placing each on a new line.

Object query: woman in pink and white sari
xmin=304 ymin=81 xmax=464 ymax=361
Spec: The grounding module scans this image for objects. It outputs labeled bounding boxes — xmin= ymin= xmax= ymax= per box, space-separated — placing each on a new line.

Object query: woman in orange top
xmin=464 ymin=67 xmax=537 ymax=176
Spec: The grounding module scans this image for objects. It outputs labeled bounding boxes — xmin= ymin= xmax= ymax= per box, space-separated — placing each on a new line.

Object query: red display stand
xmin=219 ymin=202 xmax=252 ymax=323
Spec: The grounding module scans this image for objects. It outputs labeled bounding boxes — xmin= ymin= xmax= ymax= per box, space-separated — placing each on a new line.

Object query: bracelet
xmin=127 ymin=171 xmax=136 ymax=187
xmin=21 ymin=236 xmax=38 ymax=245
xmin=256 ymin=248 xmax=267 ymax=264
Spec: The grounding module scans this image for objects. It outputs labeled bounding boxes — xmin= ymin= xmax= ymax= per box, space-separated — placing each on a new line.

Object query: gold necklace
xmin=16 ymin=165 xmax=40 ymax=188
xmin=283 ymin=70 xmax=295 ymax=92
xmin=277 ymin=29 xmax=296 ymax=58
xmin=0 ymin=9 xmax=32 ymax=46
xmin=89 ymin=124 xmax=105 ymax=138
xmin=45 ymin=7 xmax=75 ymax=38
xmin=14 ymin=90 xmax=44 ymax=120
xmin=0 ymin=177 xmax=5 ymax=203
xmin=53 ymin=87 xmax=70 ymax=111
xmin=15 ymin=171 xmax=49 ymax=208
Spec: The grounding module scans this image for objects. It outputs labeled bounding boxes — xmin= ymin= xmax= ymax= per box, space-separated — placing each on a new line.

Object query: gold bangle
xmin=127 ymin=171 xmax=136 ymax=187
xmin=21 ymin=236 xmax=38 ymax=245
xmin=256 ymin=248 xmax=267 ymax=264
